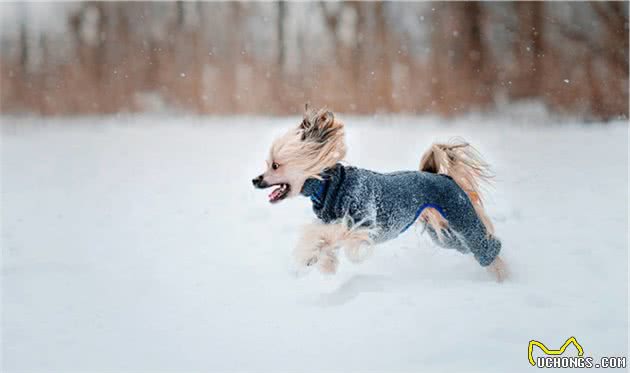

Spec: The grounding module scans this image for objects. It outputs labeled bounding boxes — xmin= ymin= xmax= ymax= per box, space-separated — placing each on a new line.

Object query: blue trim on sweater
xmin=400 ymin=203 xmax=446 ymax=233
xmin=310 ymin=179 xmax=328 ymax=206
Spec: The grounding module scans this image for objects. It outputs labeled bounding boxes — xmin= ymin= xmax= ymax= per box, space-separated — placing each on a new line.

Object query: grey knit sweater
xmin=301 ymin=164 xmax=501 ymax=266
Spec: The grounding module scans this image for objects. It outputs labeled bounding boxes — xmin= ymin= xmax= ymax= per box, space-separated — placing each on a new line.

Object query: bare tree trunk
xmin=272 ymin=1 xmax=287 ymax=113
xmin=592 ymin=2 xmax=628 ymax=75
xmin=431 ymin=2 xmax=491 ymax=114
xmin=225 ymin=2 xmax=243 ymax=112
xmin=429 ymin=3 xmax=446 ymax=115
xmin=591 ymin=2 xmax=628 ymax=118
xmin=16 ymin=3 xmax=29 ymax=111
xmin=512 ymin=2 xmax=544 ymax=99
xmin=373 ymin=2 xmax=393 ymax=111
xmin=193 ymin=1 xmax=206 ymax=113
xmin=585 ymin=56 xmax=604 ymax=120
xmin=462 ymin=1 xmax=491 ymax=107
xmin=319 ymin=2 xmax=342 ymax=66
xmin=349 ymin=2 xmax=366 ymax=111
xmin=277 ymin=1 xmax=286 ymax=70
xmin=530 ymin=3 xmax=544 ymax=92
xmin=94 ymin=3 xmax=108 ymax=87
xmin=18 ymin=9 xmax=28 ymax=72
xmin=177 ymin=1 xmax=185 ymax=27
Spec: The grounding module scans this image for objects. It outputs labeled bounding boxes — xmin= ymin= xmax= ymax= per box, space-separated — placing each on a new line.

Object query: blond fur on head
xmin=273 ymin=107 xmax=346 ymax=179
xmin=263 ymin=107 xmax=346 ymax=198
xmin=419 ymin=138 xmax=495 ymax=235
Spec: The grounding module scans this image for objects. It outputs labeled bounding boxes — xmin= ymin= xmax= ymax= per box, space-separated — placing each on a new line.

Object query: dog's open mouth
xmin=268 ymin=183 xmax=290 ymax=203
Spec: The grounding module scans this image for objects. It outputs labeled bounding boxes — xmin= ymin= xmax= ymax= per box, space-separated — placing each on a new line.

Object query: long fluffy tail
xmin=419 ymin=138 xmax=495 ymax=235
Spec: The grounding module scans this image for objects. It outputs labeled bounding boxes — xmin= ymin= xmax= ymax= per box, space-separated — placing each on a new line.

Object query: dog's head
xmin=252 ymin=107 xmax=346 ymax=203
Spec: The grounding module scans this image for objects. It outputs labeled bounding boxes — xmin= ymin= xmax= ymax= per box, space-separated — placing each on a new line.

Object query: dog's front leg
xmin=293 ymin=223 xmax=344 ymax=274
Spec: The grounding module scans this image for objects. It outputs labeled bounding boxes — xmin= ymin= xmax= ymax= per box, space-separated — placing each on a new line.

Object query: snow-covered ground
xmin=1 ymin=114 xmax=628 ymax=372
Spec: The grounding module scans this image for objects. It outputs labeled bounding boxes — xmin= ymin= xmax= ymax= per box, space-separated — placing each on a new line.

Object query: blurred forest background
xmin=0 ymin=1 xmax=628 ymax=120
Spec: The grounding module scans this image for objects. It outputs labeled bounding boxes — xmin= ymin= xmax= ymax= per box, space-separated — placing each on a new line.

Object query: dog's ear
xmin=315 ymin=110 xmax=334 ymax=128
xmin=300 ymin=109 xmax=341 ymax=143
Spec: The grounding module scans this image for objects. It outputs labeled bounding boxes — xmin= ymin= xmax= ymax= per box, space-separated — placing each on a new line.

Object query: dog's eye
xmin=271 ymin=162 xmax=279 ymax=170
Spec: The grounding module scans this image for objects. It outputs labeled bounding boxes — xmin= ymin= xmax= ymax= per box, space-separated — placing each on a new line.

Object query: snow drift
xmin=1 ymin=114 xmax=628 ymax=372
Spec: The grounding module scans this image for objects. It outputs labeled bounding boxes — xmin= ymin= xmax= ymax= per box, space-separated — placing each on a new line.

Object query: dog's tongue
xmin=269 ymin=186 xmax=282 ymax=202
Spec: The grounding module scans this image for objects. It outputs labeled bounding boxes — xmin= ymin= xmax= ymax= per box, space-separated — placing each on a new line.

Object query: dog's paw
xmin=486 ymin=256 xmax=509 ymax=283
xmin=344 ymin=241 xmax=373 ymax=263
xmin=294 ymin=254 xmax=318 ymax=268
xmin=318 ymin=252 xmax=339 ymax=275
xmin=293 ymin=243 xmax=320 ymax=266
xmin=291 ymin=264 xmax=313 ymax=278
xmin=289 ymin=254 xmax=319 ymax=277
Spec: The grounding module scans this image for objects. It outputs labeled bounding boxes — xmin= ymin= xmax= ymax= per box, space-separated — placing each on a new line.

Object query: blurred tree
xmin=511 ymin=2 xmax=544 ymax=99
xmin=0 ymin=1 xmax=627 ymax=120
xmin=431 ymin=2 xmax=492 ymax=114
xmin=277 ymin=1 xmax=286 ymax=70
xmin=549 ymin=1 xmax=628 ymax=119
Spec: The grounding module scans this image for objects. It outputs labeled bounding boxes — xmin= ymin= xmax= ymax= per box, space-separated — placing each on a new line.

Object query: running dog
xmin=252 ymin=107 xmax=508 ymax=282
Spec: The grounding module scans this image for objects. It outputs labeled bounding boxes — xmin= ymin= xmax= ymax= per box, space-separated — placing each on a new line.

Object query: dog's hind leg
xmin=486 ymin=256 xmax=508 ymax=282
xmin=416 ymin=201 xmax=508 ymax=282
xmin=419 ymin=141 xmax=508 ymax=282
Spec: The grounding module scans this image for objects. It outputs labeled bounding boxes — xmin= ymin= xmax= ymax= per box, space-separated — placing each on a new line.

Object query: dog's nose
xmin=252 ymin=175 xmax=263 ymax=187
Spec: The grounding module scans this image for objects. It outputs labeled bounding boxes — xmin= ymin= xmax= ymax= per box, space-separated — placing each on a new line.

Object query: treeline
xmin=0 ymin=1 xmax=627 ymax=120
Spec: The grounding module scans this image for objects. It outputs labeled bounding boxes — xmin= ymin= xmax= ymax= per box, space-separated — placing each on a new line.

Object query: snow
xmin=1 ymin=114 xmax=628 ymax=372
